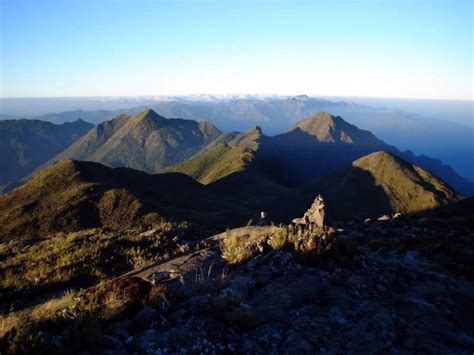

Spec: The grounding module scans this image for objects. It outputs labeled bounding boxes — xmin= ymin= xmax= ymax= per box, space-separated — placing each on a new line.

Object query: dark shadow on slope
xmin=301 ymin=166 xmax=394 ymax=221
xmin=73 ymin=161 xmax=252 ymax=230
xmin=257 ymin=128 xmax=391 ymax=185
xmin=254 ymin=128 xmax=473 ymax=196
xmin=413 ymin=197 xmax=474 ymax=228
xmin=208 ymin=168 xmax=306 ymax=224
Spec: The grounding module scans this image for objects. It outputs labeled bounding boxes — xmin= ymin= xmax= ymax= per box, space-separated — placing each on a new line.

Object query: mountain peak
xmin=289 ymin=112 xmax=382 ymax=144
xmin=297 ymin=111 xmax=341 ymax=128
xmin=314 ymin=151 xmax=460 ymax=218
xmin=295 ymin=94 xmax=309 ymax=100
xmin=134 ymin=109 xmax=166 ymax=122
xmin=48 ymin=111 xmax=222 ymax=174
xmin=352 ymin=151 xmax=411 ymax=173
xmin=72 ymin=118 xmax=87 ymax=124
xmin=355 ymin=150 xmax=399 ymax=162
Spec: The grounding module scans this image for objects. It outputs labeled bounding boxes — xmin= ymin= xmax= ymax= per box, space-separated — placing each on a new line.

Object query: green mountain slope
xmin=0 ymin=150 xmax=462 ymax=242
xmin=0 ymin=160 xmax=250 ymax=241
xmin=311 ymin=151 xmax=460 ymax=219
xmin=0 ymin=119 xmax=93 ymax=191
xmin=169 ymin=111 xmax=472 ymax=196
xmin=49 ymin=109 xmax=222 ymax=173
xmin=166 ymin=144 xmax=252 ymax=184
xmin=167 ymin=127 xmax=262 ymax=184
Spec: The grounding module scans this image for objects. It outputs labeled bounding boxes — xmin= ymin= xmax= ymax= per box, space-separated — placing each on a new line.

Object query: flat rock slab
xmin=123 ymin=226 xmax=283 ymax=284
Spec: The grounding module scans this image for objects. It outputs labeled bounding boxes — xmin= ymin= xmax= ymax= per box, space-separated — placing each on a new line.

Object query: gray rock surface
xmin=93 ymin=219 xmax=474 ymax=353
xmin=133 ymin=306 xmax=158 ymax=330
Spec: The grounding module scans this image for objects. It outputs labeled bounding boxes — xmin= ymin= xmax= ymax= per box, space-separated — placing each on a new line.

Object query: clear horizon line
xmin=1 ymin=93 xmax=473 ymax=102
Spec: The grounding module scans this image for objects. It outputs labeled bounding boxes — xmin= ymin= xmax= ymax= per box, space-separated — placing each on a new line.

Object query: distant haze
xmin=1 ymin=95 xmax=472 ymax=127
xmin=322 ymin=97 xmax=474 ymax=127
xmin=1 ymin=95 xmax=472 ymax=183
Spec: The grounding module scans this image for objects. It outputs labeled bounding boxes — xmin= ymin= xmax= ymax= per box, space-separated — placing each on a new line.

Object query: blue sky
xmin=1 ymin=0 xmax=472 ymax=99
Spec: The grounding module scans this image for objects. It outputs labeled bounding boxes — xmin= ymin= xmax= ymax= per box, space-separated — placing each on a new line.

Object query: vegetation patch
xmin=0 ymin=222 xmax=197 ymax=312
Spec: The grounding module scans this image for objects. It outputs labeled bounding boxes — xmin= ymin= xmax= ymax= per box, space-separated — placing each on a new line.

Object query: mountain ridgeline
xmin=24 ymin=96 xmax=474 ymax=182
xmin=0 ymin=160 xmax=248 ymax=241
xmin=288 ymin=112 xmax=384 ymax=144
xmin=168 ymin=111 xmax=473 ymax=196
xmin=49 ymin=109 xmax=222 ymax=173
xmin=0 ymin=151 xmax=460 ymax=241
xmin=0 ymin=108 xmax=469 ymax=241
xmin=0 ymin=119 xmax=93 ymax=192
xmin=311 ymin=151 xmax=460 ymax=219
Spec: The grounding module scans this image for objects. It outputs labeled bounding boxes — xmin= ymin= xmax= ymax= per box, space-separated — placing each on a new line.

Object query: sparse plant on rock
xmin=267 ymin=227 xmax=288 ymax=250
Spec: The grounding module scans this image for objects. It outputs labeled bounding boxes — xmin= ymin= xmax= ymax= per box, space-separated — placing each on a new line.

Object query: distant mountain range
xmin=0 ymin=108 xmax=471 ymax=238
xmin=0 ymin=119 xmax=93 ymax=192
xmin=3 ymin=96 xmax=470 ymax=182
xmin=1 ymin=109 xmax=472 ymax=199
xmin=167 ymin=111 xmax=473 ymax=196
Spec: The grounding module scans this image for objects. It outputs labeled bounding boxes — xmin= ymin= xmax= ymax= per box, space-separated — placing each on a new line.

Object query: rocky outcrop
xmin=292 ymin=195 xmax=326 ymax=227
xmin=96 ymin=213 xmax=474 ymax=354
xmin=4 ymin=201 xmax=473 ymax=354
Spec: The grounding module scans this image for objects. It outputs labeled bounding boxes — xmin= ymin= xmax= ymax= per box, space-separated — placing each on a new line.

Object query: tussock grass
xmin=220 ymin=227 xmax=276 ymax=265
xmin=0 ymin=222 xmax=193 ymax=310
xmin=0 ymin=292 xmax=74 ymax=339
xmin=220 ymin=224 xmax=340 ymax=266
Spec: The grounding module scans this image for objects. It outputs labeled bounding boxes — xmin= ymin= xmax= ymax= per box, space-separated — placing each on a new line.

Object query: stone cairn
xmin=292 ymin=195 xmax=326 ymax=228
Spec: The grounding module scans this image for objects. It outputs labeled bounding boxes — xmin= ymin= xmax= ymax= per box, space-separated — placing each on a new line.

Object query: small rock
xmin=101 ymin=335 xmax=125 ymax=351
xmin=159 ymin=314 xmax=171 ymax=327
xmin=140 ymin=228 xmax=159 ymax=237
xmin=228 ymin=277 xmax=252 ymax=298
xmin=240 ymin=334 xmax=264 ymax=353
xmin=105 ymin=320 xmax=133 ymax=342
xmin=328 ymin=306 xmax=347 ymax=325
xmin=403 ymin=250 xmax=419 ymax=264
xmin=283 ymin=331 xmax=313 ymax=353
xmin=135 ymin=329 xmax=159 ymax=353
xmin=134 ymin=306 xmax=158 ymax=330
xmin=377 ymin=215 xmax=391 ymax=221
xmin=169 ymin=309 xmax=187 ymax=323
xmin=150 ymin=271 xmax=173 ymax=285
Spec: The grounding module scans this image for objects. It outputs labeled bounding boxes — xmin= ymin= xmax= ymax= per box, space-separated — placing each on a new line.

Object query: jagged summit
xmin=289 ymin=112 xmax=382 ymax=144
